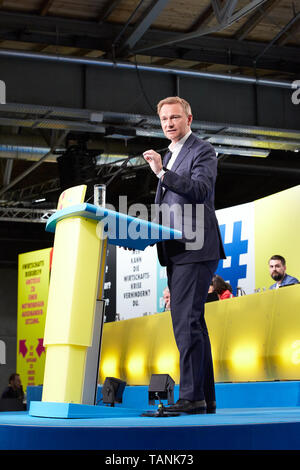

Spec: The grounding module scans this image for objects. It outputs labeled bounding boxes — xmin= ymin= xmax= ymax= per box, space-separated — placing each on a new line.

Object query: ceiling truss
xmin=0 ymin=0 xmax=299 ymax=237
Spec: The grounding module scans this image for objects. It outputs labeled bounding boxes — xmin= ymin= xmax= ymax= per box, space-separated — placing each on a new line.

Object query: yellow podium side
xmin=42 ymin=216 xmax=103 ymax=403
xmin=42 ymin=184 xmax=106 ymax=404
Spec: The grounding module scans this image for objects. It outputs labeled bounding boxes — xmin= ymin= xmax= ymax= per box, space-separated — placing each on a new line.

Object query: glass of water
xmin=93 ymin=184 xmax=106 ymax=207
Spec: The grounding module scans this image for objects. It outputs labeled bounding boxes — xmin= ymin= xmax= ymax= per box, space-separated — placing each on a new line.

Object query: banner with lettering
xmin=17 ymin=247 xmax=52 ymax=389
xmin=116 ymin=246 xmax=157 ymax=320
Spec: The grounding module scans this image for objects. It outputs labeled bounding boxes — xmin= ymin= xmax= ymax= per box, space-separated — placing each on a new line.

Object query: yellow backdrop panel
xmin=99 ymin=312 xmax=179 ymax=385
xmin=267 ymin=285 xmax=300 ymax=379
xmin=17 ymin=247 xmax=51 ymax=389
xmin=215 ymin=290 xmax=277 ymax=382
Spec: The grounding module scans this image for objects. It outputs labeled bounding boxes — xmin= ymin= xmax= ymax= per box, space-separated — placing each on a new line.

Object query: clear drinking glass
xmin=93 ymin=184 xmax=106 ymax=207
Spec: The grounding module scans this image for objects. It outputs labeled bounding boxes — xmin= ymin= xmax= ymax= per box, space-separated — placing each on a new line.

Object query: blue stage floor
xmin=1 ymin=382 xmax=300 ymax=451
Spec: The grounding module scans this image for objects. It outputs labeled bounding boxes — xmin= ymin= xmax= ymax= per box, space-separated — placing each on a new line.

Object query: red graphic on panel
xmin=19 ymin=340 xmax=28 ymax=357
xmin=36 ymin=338 xmax=45 ymax=357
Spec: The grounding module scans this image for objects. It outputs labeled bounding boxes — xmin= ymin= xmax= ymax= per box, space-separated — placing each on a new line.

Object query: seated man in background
xmin=268 ymin=255 xmax=299 ymax=289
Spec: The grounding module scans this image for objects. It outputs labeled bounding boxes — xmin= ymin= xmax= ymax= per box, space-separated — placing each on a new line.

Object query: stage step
xmin=26 ymin=381 xmax=300 ymax=410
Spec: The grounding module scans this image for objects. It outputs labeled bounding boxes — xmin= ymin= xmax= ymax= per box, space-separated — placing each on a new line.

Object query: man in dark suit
xmin=143 ymin=96 xmax=225 ymax=414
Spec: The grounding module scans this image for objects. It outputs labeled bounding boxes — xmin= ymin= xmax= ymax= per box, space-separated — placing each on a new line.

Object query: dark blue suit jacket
xmin=155 ymin=132 xmax=225 ymax=266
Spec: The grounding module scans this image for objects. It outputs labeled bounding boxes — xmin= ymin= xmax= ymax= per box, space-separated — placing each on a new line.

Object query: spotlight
xmin=148 ymin=374 xmax=175 ymax=405
xmin=141 ymin=374 xmax=177 ymax=417
xmin=101 ymin=377 xmax=126 ymax=407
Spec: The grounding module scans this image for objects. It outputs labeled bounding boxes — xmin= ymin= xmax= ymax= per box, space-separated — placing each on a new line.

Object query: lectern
xmin=29 ymin=185 xmax=181 ymax=418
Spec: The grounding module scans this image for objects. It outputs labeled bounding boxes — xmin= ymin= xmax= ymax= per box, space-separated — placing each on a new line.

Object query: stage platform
xmin=1 ymin=381 xmax=300 ymax=451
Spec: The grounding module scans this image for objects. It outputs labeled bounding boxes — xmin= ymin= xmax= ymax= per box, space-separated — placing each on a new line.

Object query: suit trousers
xmin=167 ymin=259 xmax=219 ymax=402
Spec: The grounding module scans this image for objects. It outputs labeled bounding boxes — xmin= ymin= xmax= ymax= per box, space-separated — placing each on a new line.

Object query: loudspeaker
xmin=148 ymin=374 xmax=175 ymax=405
xmin=102 ymin=377 xmax=126 ymax=407
xmin=57 ymin=147 xmax=96 ymax=190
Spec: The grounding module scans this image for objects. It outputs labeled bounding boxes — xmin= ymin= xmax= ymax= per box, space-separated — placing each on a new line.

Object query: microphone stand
xmin=105 ymin=154 xmax=139 ymax=188
xmin=155 ymin=392 xmax=166 ymax=417
xmin=86 ymin=147 xmax=168 ymax=203
xmin=141 ymin=392 xmax=180 ymax=417
xmin=105 ymin=146 xmax=169 ymax=189
xmin=85 ymin=154 xmax=138 ymax=203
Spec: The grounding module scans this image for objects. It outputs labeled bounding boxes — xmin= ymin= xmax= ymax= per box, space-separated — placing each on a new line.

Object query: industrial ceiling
xmin=0 ymin=0 xmax=299 ymax=265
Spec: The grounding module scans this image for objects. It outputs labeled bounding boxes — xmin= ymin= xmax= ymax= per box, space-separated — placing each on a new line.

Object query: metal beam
xmin=1 ymin=28 xmax=298 ymax=74
xmin=254 ymin=11 xmax=300 ymax=65
xmin=39 ymin=0 xmax=55 ymax=16
xmin=0 ymin=10 xmax=298 ymax=74
xmin=3 ymin=159 xmax=13 ymax=186
xmin=211 ymin=0 xmax=224 ymax=23
xmin=0 ymin=131 xmax=68 ymax=197
xmin=211 ymin=0 xmax=238 ymax=23
xmin=234 ymin=0 xmax=281 ymax=40
xmin=188 ymin=3 xmax=216 ymax=31
xmin=3 ymin=178 xmax=60 ymax=203
xmin=223 ymin=0 xmax=239 ymax=21
xmin=97 ymin=0 xmax=123 ymax=23
xmin=0 ymin=49 xmax=299 ymax=140
xmin=112 ymin=0 xmax=145 ymax=48
xmin=118 ymin=0 xmax=171 ymax=51
xmin=276 ymin=15 xmax=300 ymax=46
xmin=0 ymin=11 xmax=107 ymax=35
xmin=132 ymin=0 xmax=269 ymax=53
xmin=0 ymin=47 xmax=297 ymax=88
xmin=0 ymin=206 xmax=55 ymax=223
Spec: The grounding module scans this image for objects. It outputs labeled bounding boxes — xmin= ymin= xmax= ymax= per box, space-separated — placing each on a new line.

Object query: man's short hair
xmin=157 ymin=96 xmax=192 ymax=117
xmin=269 ymin=255 xmax=286 ymax=266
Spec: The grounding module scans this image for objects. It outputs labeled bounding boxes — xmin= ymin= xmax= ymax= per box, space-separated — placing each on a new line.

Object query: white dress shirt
xmin=167 ymin=129 xmax=192 ymax=170
xmin=156 ymin=129 xmax=192 ymax=179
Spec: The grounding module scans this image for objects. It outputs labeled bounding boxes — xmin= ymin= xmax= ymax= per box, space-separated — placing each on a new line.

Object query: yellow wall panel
xmin=44 ymin=216 xmax=102 ymax=346
xmin=100 ymin=284 xmax=300 ymax=385
xmin=216 ymin=292 xmax=276 ymax=382
xmin=267 ymin=285 xmax=300 ymax=380
xmin=205 ymin=299 xmax=230 ymax=381
xmin=100 ymin=313 xmax=179 ymax=386
xmin=147 ymin=313 xmax=179 ymax=383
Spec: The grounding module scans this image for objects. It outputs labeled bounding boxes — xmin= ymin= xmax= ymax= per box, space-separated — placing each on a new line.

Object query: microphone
xmin=152 ymin=146 xmax=169 ymax=154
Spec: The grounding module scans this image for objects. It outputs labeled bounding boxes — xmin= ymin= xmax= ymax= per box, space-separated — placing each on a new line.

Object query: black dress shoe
xmin=166 ymin=399 xmax=207 ymax=414
xmin=206 ymin=401 xmax=216 ymax=414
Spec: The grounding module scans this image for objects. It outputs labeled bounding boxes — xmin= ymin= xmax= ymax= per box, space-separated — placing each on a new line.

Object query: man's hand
xmin=143 ymin=149 xmax=163 ymax=175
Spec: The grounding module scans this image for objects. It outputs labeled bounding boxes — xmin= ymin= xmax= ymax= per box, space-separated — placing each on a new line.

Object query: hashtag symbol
xmin=216 ymin=221 xmax=248 ymax=295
